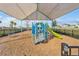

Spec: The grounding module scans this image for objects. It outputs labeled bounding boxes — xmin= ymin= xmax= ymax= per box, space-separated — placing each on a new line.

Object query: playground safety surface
xmin=0 ymin=30 xmax=79 ymax=56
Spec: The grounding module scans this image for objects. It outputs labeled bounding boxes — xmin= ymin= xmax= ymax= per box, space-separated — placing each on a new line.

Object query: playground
xmin=0 ymin=30 xmax=78 ymax=56
xmin=0 ymin=3 xmax=79 ymax=56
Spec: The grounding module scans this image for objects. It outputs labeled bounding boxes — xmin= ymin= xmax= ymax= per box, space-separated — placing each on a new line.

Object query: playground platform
xmin=0 ymin=30 xmax=79 ymax=56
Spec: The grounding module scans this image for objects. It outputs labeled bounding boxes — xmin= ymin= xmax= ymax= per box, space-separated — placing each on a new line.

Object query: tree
xmin=10 ymin=21 xmax=17 ymax=33
xmin=13 ymin=22 xmax=16 ymax=28
xmin=52 ymin=20 xmax=57 ymax=27
xmin=64 ymin=24 xmax=71 ymax=27
xmin=0 ymin=21 xmax=2 ymax=29
xmin=0 ymin=21 xmax=1 ymax=23
xmin=10 ymin=21 xmax=16 ymax=28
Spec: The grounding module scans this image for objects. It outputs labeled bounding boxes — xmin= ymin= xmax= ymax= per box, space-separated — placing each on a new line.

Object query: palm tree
xmin=10 ymin=21 xmax=14 ymax=28
xmin=13 ymin=22 xmax=16 ymax=28
xmin=0 ymin=21 xmax=1 ymax=23
xmin=0 ymin=21 xmax=2 ymax=29
xmin=64 ymin=24 xmax=71 ymax=27
xmin=10 ymin=21 xmax=16 ymax=33
xmin=10 ymin=21 xmax=16 ymax=28
xmin=0 ymin=21 xmax=4 ymax=36
xmin=52 ymin=20 xmax=57 ymax=27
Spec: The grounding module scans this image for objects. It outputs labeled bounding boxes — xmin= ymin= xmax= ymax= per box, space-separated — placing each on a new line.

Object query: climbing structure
xmin=32 ymin=22 xmax=48 ymax=44
xmin=32 ymin=22 xmax=62 ymax=44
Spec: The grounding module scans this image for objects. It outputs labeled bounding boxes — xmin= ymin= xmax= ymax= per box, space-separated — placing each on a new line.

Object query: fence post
xmin=78 ymin=48 xmax=79 ymax=56
xmin=69 ymin=48 xmax=71 ymax=56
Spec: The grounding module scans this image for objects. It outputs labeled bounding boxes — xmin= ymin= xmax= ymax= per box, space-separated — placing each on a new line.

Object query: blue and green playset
xmin=32 ymin=22 xmax=62 ymax=44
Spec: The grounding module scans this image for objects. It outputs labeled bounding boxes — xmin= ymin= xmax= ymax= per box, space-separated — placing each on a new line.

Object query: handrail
xmin=61 ymin=43 xmax=79 ymax=56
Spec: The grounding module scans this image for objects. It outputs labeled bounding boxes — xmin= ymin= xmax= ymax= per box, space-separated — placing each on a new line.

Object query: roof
xmin=0 ymin=3 xmax=79 ymax=20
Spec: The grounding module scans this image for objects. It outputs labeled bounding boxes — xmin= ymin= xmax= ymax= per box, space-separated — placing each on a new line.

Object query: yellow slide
xmin=47 ymin=26 xmax=63 ymax=39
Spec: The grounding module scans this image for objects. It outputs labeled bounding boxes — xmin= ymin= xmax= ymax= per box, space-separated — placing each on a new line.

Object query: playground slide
xmin=47 ymin=27 xmax=63 ymax=39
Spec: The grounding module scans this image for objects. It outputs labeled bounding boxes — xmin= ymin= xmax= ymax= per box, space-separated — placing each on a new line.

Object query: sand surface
xmin=0 ymin=30 xmax=79 ymax=56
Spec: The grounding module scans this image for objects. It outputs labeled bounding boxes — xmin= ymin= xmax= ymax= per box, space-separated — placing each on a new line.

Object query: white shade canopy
xmin=0 ymin=3 xmax=79 ymax=20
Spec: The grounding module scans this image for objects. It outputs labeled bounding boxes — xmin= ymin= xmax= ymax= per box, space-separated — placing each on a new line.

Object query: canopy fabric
xmin=0 ymin=3 xmax=37 ymax=19
xmin=0 ymin=3 xmax=79 ymax=20
xmin=38 ymin=3 xmax=79 ymax=19
xmin=25 ymin=11 xmax=50 ymax=20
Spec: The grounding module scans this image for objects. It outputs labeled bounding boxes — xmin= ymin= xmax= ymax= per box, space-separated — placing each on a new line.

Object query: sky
xmin=0 ymin=8 xmax=79 ymax=28
xmin=0 ymin=11 xmax=27 ymax=28
xmin=27 ymin=20 xmax=52 ymax=27
xmin=56 ymin=8 xmax=79 ymax=25
xmin=0 ymin=11 xmax=52 ymax=28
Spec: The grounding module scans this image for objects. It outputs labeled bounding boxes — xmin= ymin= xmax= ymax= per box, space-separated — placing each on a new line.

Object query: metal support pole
xmin=20 ymin=20 xmax=23 ymax=32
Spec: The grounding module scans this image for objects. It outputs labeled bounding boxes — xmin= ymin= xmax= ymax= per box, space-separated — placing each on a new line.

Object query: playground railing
xmin=61 ymin=43 xmax=79 ymax=56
